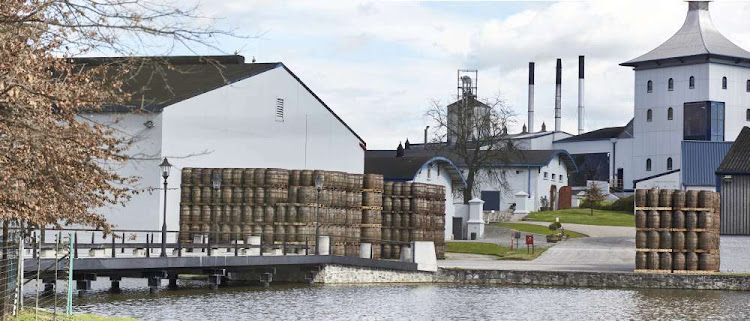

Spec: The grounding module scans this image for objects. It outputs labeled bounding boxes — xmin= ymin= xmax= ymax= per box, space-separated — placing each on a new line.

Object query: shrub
xmin=548 ymin=222 xmax=562 ymax=231
xmin=608 ymin=195 xmax=635 ymax=212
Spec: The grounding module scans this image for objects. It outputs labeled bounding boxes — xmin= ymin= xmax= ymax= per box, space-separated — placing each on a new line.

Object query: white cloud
xmin=198 ymin=0 xmax=750 ymax=149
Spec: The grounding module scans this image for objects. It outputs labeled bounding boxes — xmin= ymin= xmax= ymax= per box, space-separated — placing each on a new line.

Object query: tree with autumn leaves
xmin=0 ymin=0 xmax=235 ymax=232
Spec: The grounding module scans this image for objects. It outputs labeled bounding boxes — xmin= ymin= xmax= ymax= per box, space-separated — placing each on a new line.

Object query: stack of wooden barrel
xmin=379 ymin=181 xmax=447 ymax=259
xmin=634 ymin=188 xmax=720 ymax=273
xmin=179 ymin=168 xmax=364 ymax=256
xmin=361 ymin=174 xmax=384 ymax=259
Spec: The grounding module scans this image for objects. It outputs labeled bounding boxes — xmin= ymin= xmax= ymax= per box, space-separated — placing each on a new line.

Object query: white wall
xmin=707 ymin=63 xmax=750 ymax=141
xmin=411 ymin=161 xmax=456 ymax=241
xmin=535 ymin=155 xmax=570 ymax=210
xmin=82 ymin=113 xmax=163 ymax=230
xmin=635 ymin=170 xmax=681 ymax=190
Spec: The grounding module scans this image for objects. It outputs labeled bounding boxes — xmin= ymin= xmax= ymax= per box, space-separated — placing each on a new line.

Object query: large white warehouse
xmin=79 ymin=55 xmax=365 ymax=231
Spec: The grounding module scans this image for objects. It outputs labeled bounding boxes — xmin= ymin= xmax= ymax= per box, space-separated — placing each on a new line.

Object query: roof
xmin=554 ymin=119 xmax=633 ymax=143
xmin=364 ymin=154 xmax=466 ymax=187
xmin=73 ymin=55 xmax=365 ymax=144
xmin=717 ymin=127 xmax=750 ymax=175
xmin=366 ymin=148 xmax=578 ymax=173
xmin=682 ymin=140 xmax=733 ymax=185
xmin=446 ymin=96 xmax=490 ymax=110
xmin=621 ymin=1 xmax=750 ymax=67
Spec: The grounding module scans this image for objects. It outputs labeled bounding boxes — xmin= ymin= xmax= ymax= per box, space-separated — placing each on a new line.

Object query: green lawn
xmin=526 ymin=208 xmax=635 ymax=227
xmin=445 ymin=241 xmax=547 ymax=260
xmin=494 ymin=222 xmax=588 ymax=238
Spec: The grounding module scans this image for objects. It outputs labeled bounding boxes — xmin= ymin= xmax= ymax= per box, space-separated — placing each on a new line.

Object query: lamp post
xmin=314 ymin=174 xmax=324 ymax=255
xmin=209 ymin=172 xmax=221 ymax=256
xmin=159 ymin=158 xmax=172 ymax=258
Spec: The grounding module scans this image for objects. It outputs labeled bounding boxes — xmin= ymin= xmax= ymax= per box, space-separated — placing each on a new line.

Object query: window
xmin=647 ymin=80 xmax=653 ymax=93
xmin=275 ymin=98 xmax=285 ymax=122
xmin=667 ymin=157 xmax=673 ymax=171
xmin=684 ymin=101 xmax=725 ymax=141
xmin=427 ymin=165 xmax=431 ymax=179
xmin=668 ymin=107 xmax=673 ymax=120
xmin=747 ymin=109 xmax=750 ymax=121
xmin=544 ymin=172 xmax=549 ymax=179
xmin=552 ymin=174 xmax=556 ymax=180
xmin=668 ymin=78 xmax=674 ymax=91
xmin=646 ymin=158 xmax=652 ymax=172
xmin=481 ymin=191 xmax=501 ymax=211
xmin=647 ymin=109 xmax=653 ymax=122
xmin=437 ymin=166 xmax=441 ymax=177
xmin=746 ymin=79 xmax=750 ymax=92
xmin=559 ymin=175 xmax=564 ymax=183
xmin=722 ymin=77 xmax=728 ymax=89
xmin=689 ymin=76 xmax=695 ymax=89
xmin=516 ymin=170 xmax=522 ymax=175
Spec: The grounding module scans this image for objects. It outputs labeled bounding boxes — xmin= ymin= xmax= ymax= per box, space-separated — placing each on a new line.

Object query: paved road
xmin=439 ymin=222 xmax=635 ymax=272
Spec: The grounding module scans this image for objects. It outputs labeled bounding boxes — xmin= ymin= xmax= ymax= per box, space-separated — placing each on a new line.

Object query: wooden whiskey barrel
xmin=672 ymin=252 xmax=686 ymax=270
xmin=659 ymin=231 xmax=672 ymax=249
xmin=685 ymin=231 xmax=698 ymax=251
xmin=659 ymin=189 xmax=673 ymax=207
xmin=635 ymin=190 xmax=647 ymax=207
xmin=660 ymin=211 xmax=672 ymax=229
xmin=384 ymin=182 xmax=394 ymax=195
xmin=672 ymin=211 xmax=685 ymax=228
xmin=672 ymin=231 xmax=685 ymax=250
xmin=647 ymin=210 xmax=660 ymax=228
xmin=697 ymin=211 xmax=713 ymax=229
xmin=659 ymin=252 xmax=672 ymax=270
xmin=636 ymin=231 xmax=647 ymax=248
xmin=672 ymin=190 xmax=686 ymax=208
xmin=636 ymin=252 xmax=647 ymax=270
xmin=685 ymin=211 xmax=697 ymax=230
xmin=647 ymin=231 xmax=660 ymax=249
xmin=647 ymin=189 xmax=659 ymax=207
xmin=686 ymin=252 xmax=699 ymax=270
xmin=698 ymin=232 xmax=711 ymax=250
xmin=699 ymin=253 xmax=715 ymax=271
xmin=647 ymin=252 xmax=660 ymax=270
xmin=686 ymin=190 xmax=699 ymax=208
xmin=254 ymin=168 xmax=266 ymax=187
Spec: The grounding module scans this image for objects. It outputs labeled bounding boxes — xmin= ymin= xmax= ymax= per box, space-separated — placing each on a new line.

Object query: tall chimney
xmin=528 ymin=62 xmax=535 ymax=132
xmin=555 ymin=58 xmax=562 ymax=132
xmin=578 ymin=55 xmax=585 ymax=135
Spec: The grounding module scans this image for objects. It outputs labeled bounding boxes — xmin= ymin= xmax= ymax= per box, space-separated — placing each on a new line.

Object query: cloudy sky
xmin=190 ymin=0 xmax=750 ymax=149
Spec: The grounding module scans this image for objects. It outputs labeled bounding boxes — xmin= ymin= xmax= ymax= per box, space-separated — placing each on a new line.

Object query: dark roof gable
xmin=717 ymin=127 xmax=750 ymax=174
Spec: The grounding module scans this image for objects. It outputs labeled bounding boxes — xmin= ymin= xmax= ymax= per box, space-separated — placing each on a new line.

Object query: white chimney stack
xmin=578 ymin=55 xmax=585 ymax=135
xmin=555 ymin=58 xmax=562 ymax=132
xmin=528 ymin=62 xmax=535 ymax=132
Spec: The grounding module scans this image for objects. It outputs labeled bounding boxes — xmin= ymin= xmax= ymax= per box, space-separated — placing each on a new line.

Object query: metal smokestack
xmin=555 ymin=58 xmax=562 ymax=132
xmin=578 ymin=55 xmax=585 ymax=135
xmin=528 ymin=62 xmax=535 ymax=132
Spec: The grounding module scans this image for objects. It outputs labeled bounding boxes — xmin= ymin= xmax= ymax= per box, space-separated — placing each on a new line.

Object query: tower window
xmin=668 ymin=78 xmax=674 ymax=91
xmin=746 ymin=79 xmax=750 ymax=92
xmin=647 ymin=80 xmax=653 ymax=93
xmin=689 ymin=76 xmax=695 ymax=89
xmin=646 ymin=158 xmax=652 ymax=172
xmin=746 ymin=109 xmax=750 ymax=121
xmin=667 ymin=157 xmax=673 ymax=171
xmin=647 ymin=109 xmax=653 ymax=122
xmin=722 ymin=77 xmax=728 ymax=89
xmin=668 ymin=107 xmax=673 ymax=120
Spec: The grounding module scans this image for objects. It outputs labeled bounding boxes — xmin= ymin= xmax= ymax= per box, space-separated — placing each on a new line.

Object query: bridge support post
xmin=75 ymin=274 xmax=96 ymax=297
xmin=42 ymin=279 xmax=55 ymax=296
xmin=204 ymin=269 xmax=226 ymax=291
xmin=168 ymin=275 xmax=178 ymax=289
xmin=260 ymin=267 xmax=276 ymax=288
xmin=147 ymin=277 xmax=161 ymax=294
xmin=109 ymin=277 xmax=122 ymax=294
xmin=304 ymin=266 xmax=322 ymax=285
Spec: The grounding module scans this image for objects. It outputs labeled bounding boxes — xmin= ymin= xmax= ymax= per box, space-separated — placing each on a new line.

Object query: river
xmin=33 ymin=279 xmax=750 ymax=320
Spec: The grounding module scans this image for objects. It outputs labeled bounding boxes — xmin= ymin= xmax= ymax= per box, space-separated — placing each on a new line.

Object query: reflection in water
xmin=31 ymin=279 xmax=750 ymax=320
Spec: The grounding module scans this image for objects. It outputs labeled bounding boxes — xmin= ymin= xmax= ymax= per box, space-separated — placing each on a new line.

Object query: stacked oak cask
xmin=379 ymin=181 xmax=447 ymax=259
xmin=179 ymin=168 xmax=364 ymax=257
xmin=361 ymin=174 xmax=383 ymax=259
xmin=634 ymin=188 xmax=720 ymax=273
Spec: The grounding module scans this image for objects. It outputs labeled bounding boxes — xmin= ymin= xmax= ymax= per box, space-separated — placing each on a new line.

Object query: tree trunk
xmin=463 ymin=173 xmax=475 ymax=204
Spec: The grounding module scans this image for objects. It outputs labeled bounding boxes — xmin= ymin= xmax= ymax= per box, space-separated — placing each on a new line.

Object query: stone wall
xmin=315 ymin=265 xmax=750 ymax=291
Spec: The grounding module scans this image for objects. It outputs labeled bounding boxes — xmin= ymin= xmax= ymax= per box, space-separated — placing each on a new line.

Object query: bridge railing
xmin=21 ymin=229 xmax=408 ymax=260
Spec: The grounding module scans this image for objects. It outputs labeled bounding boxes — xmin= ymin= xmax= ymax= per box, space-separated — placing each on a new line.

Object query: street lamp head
xmin=314 ymin=174 xmax=325 ymax=190
xmin=159 ymin=158 xmax=172 ymax=179
xmin=212 ymin=172 xmax=222 ymax=190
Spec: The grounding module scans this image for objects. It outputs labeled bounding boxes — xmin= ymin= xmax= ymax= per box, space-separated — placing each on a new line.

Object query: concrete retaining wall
xmin=316 ymin=265 xmax=750 ymax=291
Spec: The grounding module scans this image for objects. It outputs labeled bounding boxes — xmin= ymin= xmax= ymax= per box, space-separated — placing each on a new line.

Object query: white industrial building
xmin=79 ymin=55 xmax=365 ymax=232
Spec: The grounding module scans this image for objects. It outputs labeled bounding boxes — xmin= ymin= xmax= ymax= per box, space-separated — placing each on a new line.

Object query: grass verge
xmin=18 ymin=309 xmax=134 ymax=321
xmin=527 ymin=208 xmax=635 ymax=227
xmin=494 ymin=222 xmax=588 ymax=238
xmin=446 ymin=241 xmax=547 ymax=261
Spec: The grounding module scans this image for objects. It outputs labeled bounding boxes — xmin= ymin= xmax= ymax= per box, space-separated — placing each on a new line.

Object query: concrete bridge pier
xmin=109 ymin=277 xmax=121 ymax=294
xmin=260 ymin=267 xmax=276 ymax=288
xmin=76 ymin=274 xmax=96 ymax=296
xmin=205 ymin=269 xmax=226 ymax=291
xmin=168 ymin=275 xmax=178 ymax=289
xmin=42 ymin=279 xmax=55 ymax=296
xmin=144 ymin=271 xmax=167 ymax=294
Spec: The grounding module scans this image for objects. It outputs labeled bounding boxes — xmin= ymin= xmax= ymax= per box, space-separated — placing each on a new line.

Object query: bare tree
xmin=0 ymin=0 xmax=242 ymax=231
xmin=425 ymin=92 xmax=518 ymax=204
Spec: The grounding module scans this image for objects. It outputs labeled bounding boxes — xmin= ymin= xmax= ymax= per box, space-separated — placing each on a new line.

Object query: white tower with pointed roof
xmin=621 ymin=0 xmax=750 ymax=188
